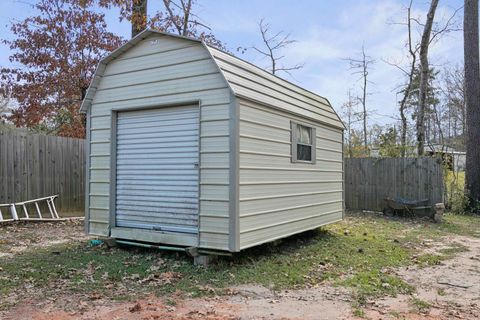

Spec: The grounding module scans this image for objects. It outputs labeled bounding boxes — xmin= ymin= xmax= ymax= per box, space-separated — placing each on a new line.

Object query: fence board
xmin=345 ymin=157 xmax=444 ymax=212
xmin=0 ymin=130 xmax=85 ymax=213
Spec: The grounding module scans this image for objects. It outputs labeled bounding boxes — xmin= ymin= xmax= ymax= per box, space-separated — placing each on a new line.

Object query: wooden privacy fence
xmin=0 ymin=130 xmax=85 ymax=213
xmin=344 ymin=157 xmax=444 ymax=212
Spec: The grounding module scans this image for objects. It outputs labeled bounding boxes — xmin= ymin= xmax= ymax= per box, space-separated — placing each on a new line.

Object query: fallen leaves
xmin=136 ymin=271 xmax=184 ymax=286
xmin=129 ymin=302 xmax=142 ymax=313
xmin=88 ymin=292 xmax=102 ymax=300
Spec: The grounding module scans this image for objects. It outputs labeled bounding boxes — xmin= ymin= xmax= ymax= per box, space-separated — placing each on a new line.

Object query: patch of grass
xmin=439 ymin=243 xmax=469 ymax=256
xmin=352 ymin=307 xmax=366 ymax=318
xmin=411 ymin=243 xmax=469 ymax=268
xmin=165 ymin=298 xmax=177 ymax=306
xmin=437 ymin=288 xmax=446 ymax=296
xmin=414 ymin=253 xmax=444 ymax=267
xmin=343 ymin=271 xmax=414 ymax=304
xmin=410 ymin=297 xmax=431 ymax=312
xmin=1 ymin=212 xmax=479 ymax=309
xmin=435 ymin=214 xmax=480 ymax=238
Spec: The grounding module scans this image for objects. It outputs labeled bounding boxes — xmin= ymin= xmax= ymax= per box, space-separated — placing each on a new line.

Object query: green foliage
xmin=414 ymin=243 xmax=468 ymax=267
xmin=410 ymin=297 xmax=431 ymax=312
xmin=378 ymin=127 xmax=402 ymax=157
xmin=445 ymin=170 xmax=468 ymax=214
xmin=405 ymin=67 xmax=440 ymax=114
xmin=451 ymin=191 xmax=469 ymax=214
xmin=344 ymin=271 xmax=414 ymax=304
xmin=345 ymin=129 xmax=370 ymax=157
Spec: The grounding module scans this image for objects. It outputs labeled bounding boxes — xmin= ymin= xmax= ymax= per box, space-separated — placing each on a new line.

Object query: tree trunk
xmin=464 ymin=0 xmax=480 ymax=211
xmin=361 ymin=47 xmax=368 ymax=154
xmin=400 ymin=103 xmax=408 ymax=156
xmin=417 ymin=0 xmax=439 ymax=156
xmin=131 ymin=0 xmax=148 ymax=38
xmin=399 ymin=2 xmax=417 ymax=157
xmin=182 ymin=0 xmax=193 ymax=36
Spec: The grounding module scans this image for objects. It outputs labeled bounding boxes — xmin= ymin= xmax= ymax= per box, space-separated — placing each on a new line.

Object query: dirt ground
xmin=362 ymin=235 xmax=480 ymax=320
xmin=0 ymin=219 xmax=87 ymax=258
xmin=1 ymin=220 xmax=480 ymax=319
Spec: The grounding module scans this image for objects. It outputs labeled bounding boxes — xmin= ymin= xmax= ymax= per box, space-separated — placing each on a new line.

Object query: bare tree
xmin=162 ymin=0 xmax=196 ymax=36
xmin=156 ymin=0 xmax=225 ymax=49
xmin=101 ymin=0 xmax=225 ymax=49
xmin=416 ymin=0 xmax=439 ymax=156
xmin=441 ymin=66 xmax=465 ymax=148
xmin=345 ymin=45 xmax=375 ymax=152
xmin=464 ymin=0 xmax=480 ymax=211
xmin=390 ymin=0 xmax=419 ymax=156
xmin=0 ymin=85 xmax=12 ymax=125
xmin=341 ymin=89 xmax=361 ymax=158
xmin=0 ymin=94 xmax=10 ymax=115
xmin=386 ymin=0 xmax=461 ymax=155
xmin=251 ymin=19 xmax=303 ymax=75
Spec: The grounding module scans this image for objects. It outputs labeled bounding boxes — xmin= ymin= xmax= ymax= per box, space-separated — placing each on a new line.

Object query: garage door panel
xmin=117 ymin=174 xmax=197 ymax=181
xmin=116 ymin=135 xmax=198 ymax=145
xmin=116 ymin=146 xmax=198 ymax=155
xmin=117 ymin=131 xmax=198 ymax=141
xmin=116 ymin=141 xmax=197 ymax=150
xmin=117 ymin=216 xmax=197 ymax=226
xmin=117 ymin=204 xmax=198 ymax=215
xmin=115 ymin=179 xmax=198 ymax=187
xmin=117 ymin=117 xmax=198 ymax=129
xmin=117 ymin=195 xmax=198 ymax=203
xmin=115 ymin=105 xmax=199 ymax=234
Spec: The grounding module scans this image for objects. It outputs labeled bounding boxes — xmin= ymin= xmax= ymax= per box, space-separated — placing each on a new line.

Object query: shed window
xmin=291 ymin=122 xmax=316 ymax=163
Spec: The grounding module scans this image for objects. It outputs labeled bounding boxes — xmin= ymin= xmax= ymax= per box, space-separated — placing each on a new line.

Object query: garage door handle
xmin=193 ymin=163 xmax=199 ymax=168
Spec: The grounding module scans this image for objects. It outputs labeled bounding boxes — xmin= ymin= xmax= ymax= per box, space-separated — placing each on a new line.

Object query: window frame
xmin=291 ymin=121 xmax=316 ymax=164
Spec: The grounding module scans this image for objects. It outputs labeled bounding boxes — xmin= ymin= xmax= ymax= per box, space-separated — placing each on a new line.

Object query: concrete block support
xmin=194 ymin=255 xmax=217 ymax=267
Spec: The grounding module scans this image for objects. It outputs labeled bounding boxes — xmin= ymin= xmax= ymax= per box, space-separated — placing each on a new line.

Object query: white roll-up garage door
xmin=115 ymin=105 xmax=199 ymax=234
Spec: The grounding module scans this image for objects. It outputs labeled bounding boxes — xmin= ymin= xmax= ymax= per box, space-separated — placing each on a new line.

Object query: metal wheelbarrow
xmin=383 ymin=197 xmax=431 ymax=216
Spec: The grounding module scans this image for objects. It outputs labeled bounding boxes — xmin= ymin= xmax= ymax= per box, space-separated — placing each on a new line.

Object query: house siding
xmin=238 ymin=98 xmax=344 ymax=250
xmin=87 ymin=34 xmax=231 ymax=250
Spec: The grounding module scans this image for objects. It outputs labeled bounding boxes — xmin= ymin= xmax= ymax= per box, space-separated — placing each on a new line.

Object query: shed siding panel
xmin=90 ymin=89 xmax=230 ymax=116
xmin=115 ymin=34 xmax=196 ymax=60
xmin=92 ymin=74 xmax=226 ymax=104
xmin=104 ymin=45 xmax=208 ymax=76
xmin=238 ymin=99 xmax=343 ymax=250
xmin=88 ymin=37 xmax=230 ymax=249
xmin=240 ymin=210 xmax=342 ymax=249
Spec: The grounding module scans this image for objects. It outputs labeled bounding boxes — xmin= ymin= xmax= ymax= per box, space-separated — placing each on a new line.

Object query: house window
xmin=291 ymin=122 xmax=316 ymax=163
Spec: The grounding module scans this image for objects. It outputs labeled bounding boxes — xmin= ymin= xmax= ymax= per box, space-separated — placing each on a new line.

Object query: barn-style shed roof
xmin=80 ymin=30 xmax=344 ymax=129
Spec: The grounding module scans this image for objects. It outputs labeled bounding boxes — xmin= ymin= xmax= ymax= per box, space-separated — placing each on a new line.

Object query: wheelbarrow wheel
xmin=383 ymin=207 xmax=394 ymax=216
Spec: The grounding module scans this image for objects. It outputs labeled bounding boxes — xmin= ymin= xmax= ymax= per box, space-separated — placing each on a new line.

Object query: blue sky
xmin=0 ymin=0 xmax=464 ymax=126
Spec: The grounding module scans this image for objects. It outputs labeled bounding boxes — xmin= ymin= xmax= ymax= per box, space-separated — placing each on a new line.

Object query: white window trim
xmin=291 ymin=121 xmax=316 ymax=164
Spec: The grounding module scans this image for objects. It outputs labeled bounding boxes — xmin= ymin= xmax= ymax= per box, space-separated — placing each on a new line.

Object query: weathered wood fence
xmin=0 ymin=132 xmax=445 ymax=215
xmin=344 ymin=157 xmax=444 ymax=212
xmin=0 ymin=130 xmax=85 ymax=213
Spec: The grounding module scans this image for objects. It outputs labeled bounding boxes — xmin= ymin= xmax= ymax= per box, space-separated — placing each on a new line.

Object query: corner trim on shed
xmin=228 ymin=92 xmax=240 ymax=252
xmin=84 ymin=107 xmax=91 ymax=234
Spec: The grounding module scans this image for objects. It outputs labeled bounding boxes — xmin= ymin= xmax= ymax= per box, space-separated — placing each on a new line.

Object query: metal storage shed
xmin=80 ymin=30 xmax=345 ymax=257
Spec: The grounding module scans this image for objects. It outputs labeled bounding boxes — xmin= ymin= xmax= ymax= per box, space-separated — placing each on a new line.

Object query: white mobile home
xmin=80 ymin=30 xmax=344 ymax=257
